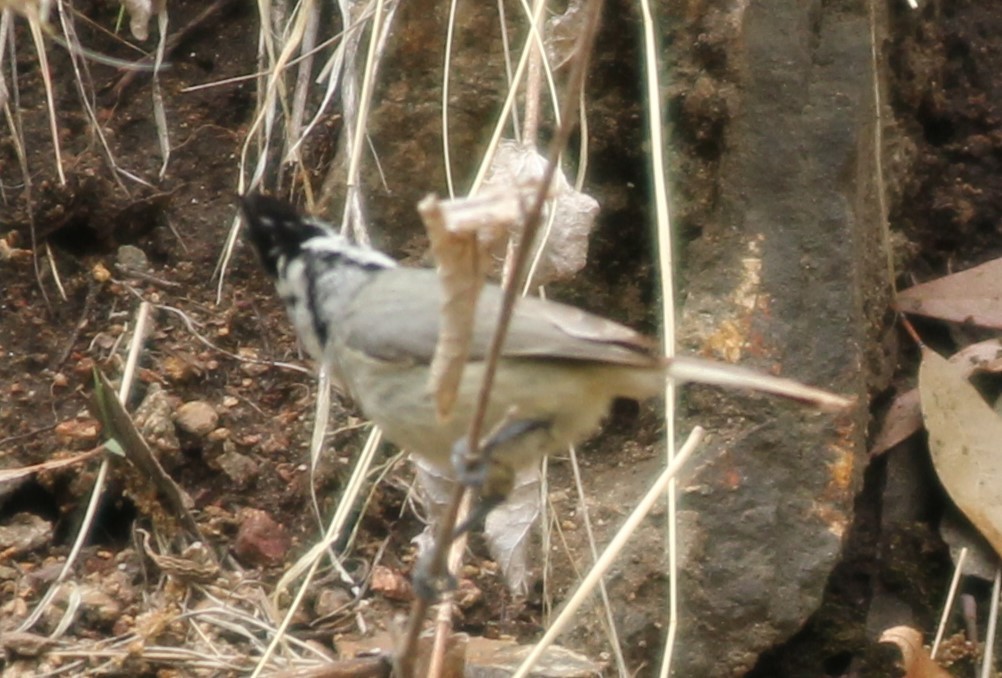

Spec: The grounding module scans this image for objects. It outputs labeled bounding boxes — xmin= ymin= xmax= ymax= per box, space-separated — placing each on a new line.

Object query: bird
xmin=239 ymin=193 xmax=849 ymax=519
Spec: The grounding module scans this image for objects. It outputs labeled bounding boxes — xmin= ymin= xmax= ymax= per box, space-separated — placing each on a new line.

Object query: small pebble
xmin=174 ymin=401 xmax=219 ymax=437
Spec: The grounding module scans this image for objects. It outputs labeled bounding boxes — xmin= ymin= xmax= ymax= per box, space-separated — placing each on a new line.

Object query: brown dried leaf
xmin=879 ymin=626 xmax=951 ymax=678
xmin=870 ymin=389 xmax=922 ymax=457
xmin=418 ymin=192 xmax=513 ymax=420
xmin=871 ymin=339 xmax=1002 ymax=457
xmin=898 ymin=257 xmax=1002 ymax=328
xmin=920 ymin=345 xmax=1002 ymax=558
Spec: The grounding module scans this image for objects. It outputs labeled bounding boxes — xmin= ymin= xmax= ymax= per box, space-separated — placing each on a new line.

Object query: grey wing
xmin=502 ymin=292 xmax=662 ymax=366
xmin=340 ymin=268 xmax=443 ymax=363
xmin=342 ymin=267 xmax=662 ymax=367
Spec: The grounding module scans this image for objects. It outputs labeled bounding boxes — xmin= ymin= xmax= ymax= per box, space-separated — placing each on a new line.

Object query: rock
xmin=214 ymin=446 xmax=258 ymax=487
xmin=116 ymin=244 xmax=150 ymax=272
xmin=134 ymin=383 xmax=181 ymax=453
xmin=0 ymin=513 xmax=53 ymax=556
xmin=49 ymin=583 xmax=121 ymax=626
xmin=160 ymin=353 xmax=203 ymax=384
xmin=465 ymin=637 xmax=603 ymax=677
xmin=370 ymin=565 xmax=412 ymax=602
xmin=91 ymin=262 xmax=111 ymax=282
xmin=0 ymin=631 xmax=55 ymax=658
xmin=234 ymin=508 xmax=289 ymax=567
xmin=53 ymin=418 xmax=100 ymax=447
xmin=668 ymin=0 xmax=881 ymax=672
xmin=174 ymin=400 xmax=219 ymax=437
xmin=78 ymin=585 xmax=122 ymax=624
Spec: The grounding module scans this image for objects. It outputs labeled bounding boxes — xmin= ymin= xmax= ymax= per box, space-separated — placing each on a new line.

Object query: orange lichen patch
xmin=812 ymin=424 xmax=860 ymax=538
xmin=696 ymin=237 xmax=775 ymax=363
xmin=704 ymin=319 xmax=747 ymax=363
xmin=721 ymin=466 xmax=743 ymax=491
xmin=707 ymin=449 xmax=744 ymax=491
xmin=811 ymin=501 xmax=849 ymax=540
xmin=825 ymin=441 xmax=855 ymax=499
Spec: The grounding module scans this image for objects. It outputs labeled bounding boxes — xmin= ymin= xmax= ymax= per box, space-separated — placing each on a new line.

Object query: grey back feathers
xmin=239 ymin=193 xmax=661 ymax=371
xmin=342 ymin=267 xmax=663 ymax=367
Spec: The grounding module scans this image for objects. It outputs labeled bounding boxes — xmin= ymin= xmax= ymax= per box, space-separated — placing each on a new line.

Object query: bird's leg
xmin=450 ymin=418 xmax=549 ymax=537
xmin=413 ymin=418 xmax=549 ymax=600
xmin=412 ymin=553 xmax=457 ymax=601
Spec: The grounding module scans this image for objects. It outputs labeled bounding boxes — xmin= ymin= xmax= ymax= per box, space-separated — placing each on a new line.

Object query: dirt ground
xmin=2 ymin=0 xmax=1002 ymax=676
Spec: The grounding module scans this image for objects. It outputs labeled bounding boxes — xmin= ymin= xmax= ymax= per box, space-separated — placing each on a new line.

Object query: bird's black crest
xmin=238 ymin=193 xmax=327 ymax=277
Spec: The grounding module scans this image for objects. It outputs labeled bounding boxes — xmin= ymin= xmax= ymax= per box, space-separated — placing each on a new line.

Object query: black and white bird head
xmin=238 ymin=193 xmax=396 ymax=277
xmin=238 ymin=193 xmax=397 ymax=361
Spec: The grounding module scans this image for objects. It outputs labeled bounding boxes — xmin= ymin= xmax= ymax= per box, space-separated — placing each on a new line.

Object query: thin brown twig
xmin=394 ymin=0 xmax=606 ymax=675
xmin=114 ymin=264 xmax=183 ymax=288
xmin=899 ymin=313 xmax=923 ymax=347
xmin=53 ymin=280 xmax=99 ymax=370
xmin=0 ymin=423 xmax=58 ymax=448
xmin=461 ymin=0 xmax=603 ymax=485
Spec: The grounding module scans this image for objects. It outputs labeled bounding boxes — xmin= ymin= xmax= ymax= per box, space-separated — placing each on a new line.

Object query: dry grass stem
xmin=635 ymin=0 xmax=681 ymax=673
xmin=567 ymin=444 xmax=629 ymax=675
xmin=513 ymin=426 xmax=705 ymax=678
xmin=254 ymin=428 xmax=385 ymax=677
xmin=931 ymin=547 xmax=968 ymax=658
xmin=981 ymin=567 xmax=1001 ymax=678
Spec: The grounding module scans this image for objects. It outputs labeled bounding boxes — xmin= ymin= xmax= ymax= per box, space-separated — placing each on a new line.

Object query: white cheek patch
xmin=275 ymin=257 xmax=325 ymax=360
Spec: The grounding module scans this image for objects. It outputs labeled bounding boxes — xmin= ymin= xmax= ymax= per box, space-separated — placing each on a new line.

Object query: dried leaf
xmin=898 ymin=257 xmax=1002 ymax=329
xmin=871 ymin=339 xmax=1002 ymax=457
xmin=879 ymin=626 xmax=951 ymax=677
xmin=919 ymin=346 xmax=1002 ymax=558
xmin=484 ymin=466 xmax=540 ymax=594
xmin=483 ymin=140 xmax=599 ymax=288
xmin=545 ymin=0 xmax=588 ymax=68
xmin=943 ymin=337 xmax=1002 ymax=373
xmin=870 ymin=388 xmax=923 ymax=457
xmin=412 ymin=460 xmax=539 ymax=594
xmin=90 ymin=369 xmax=205 ymax=544
xmin=122 ymin=0 xmax=166 ymax=41
xmin=418 ymin=193 xmax=508 ymax=420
